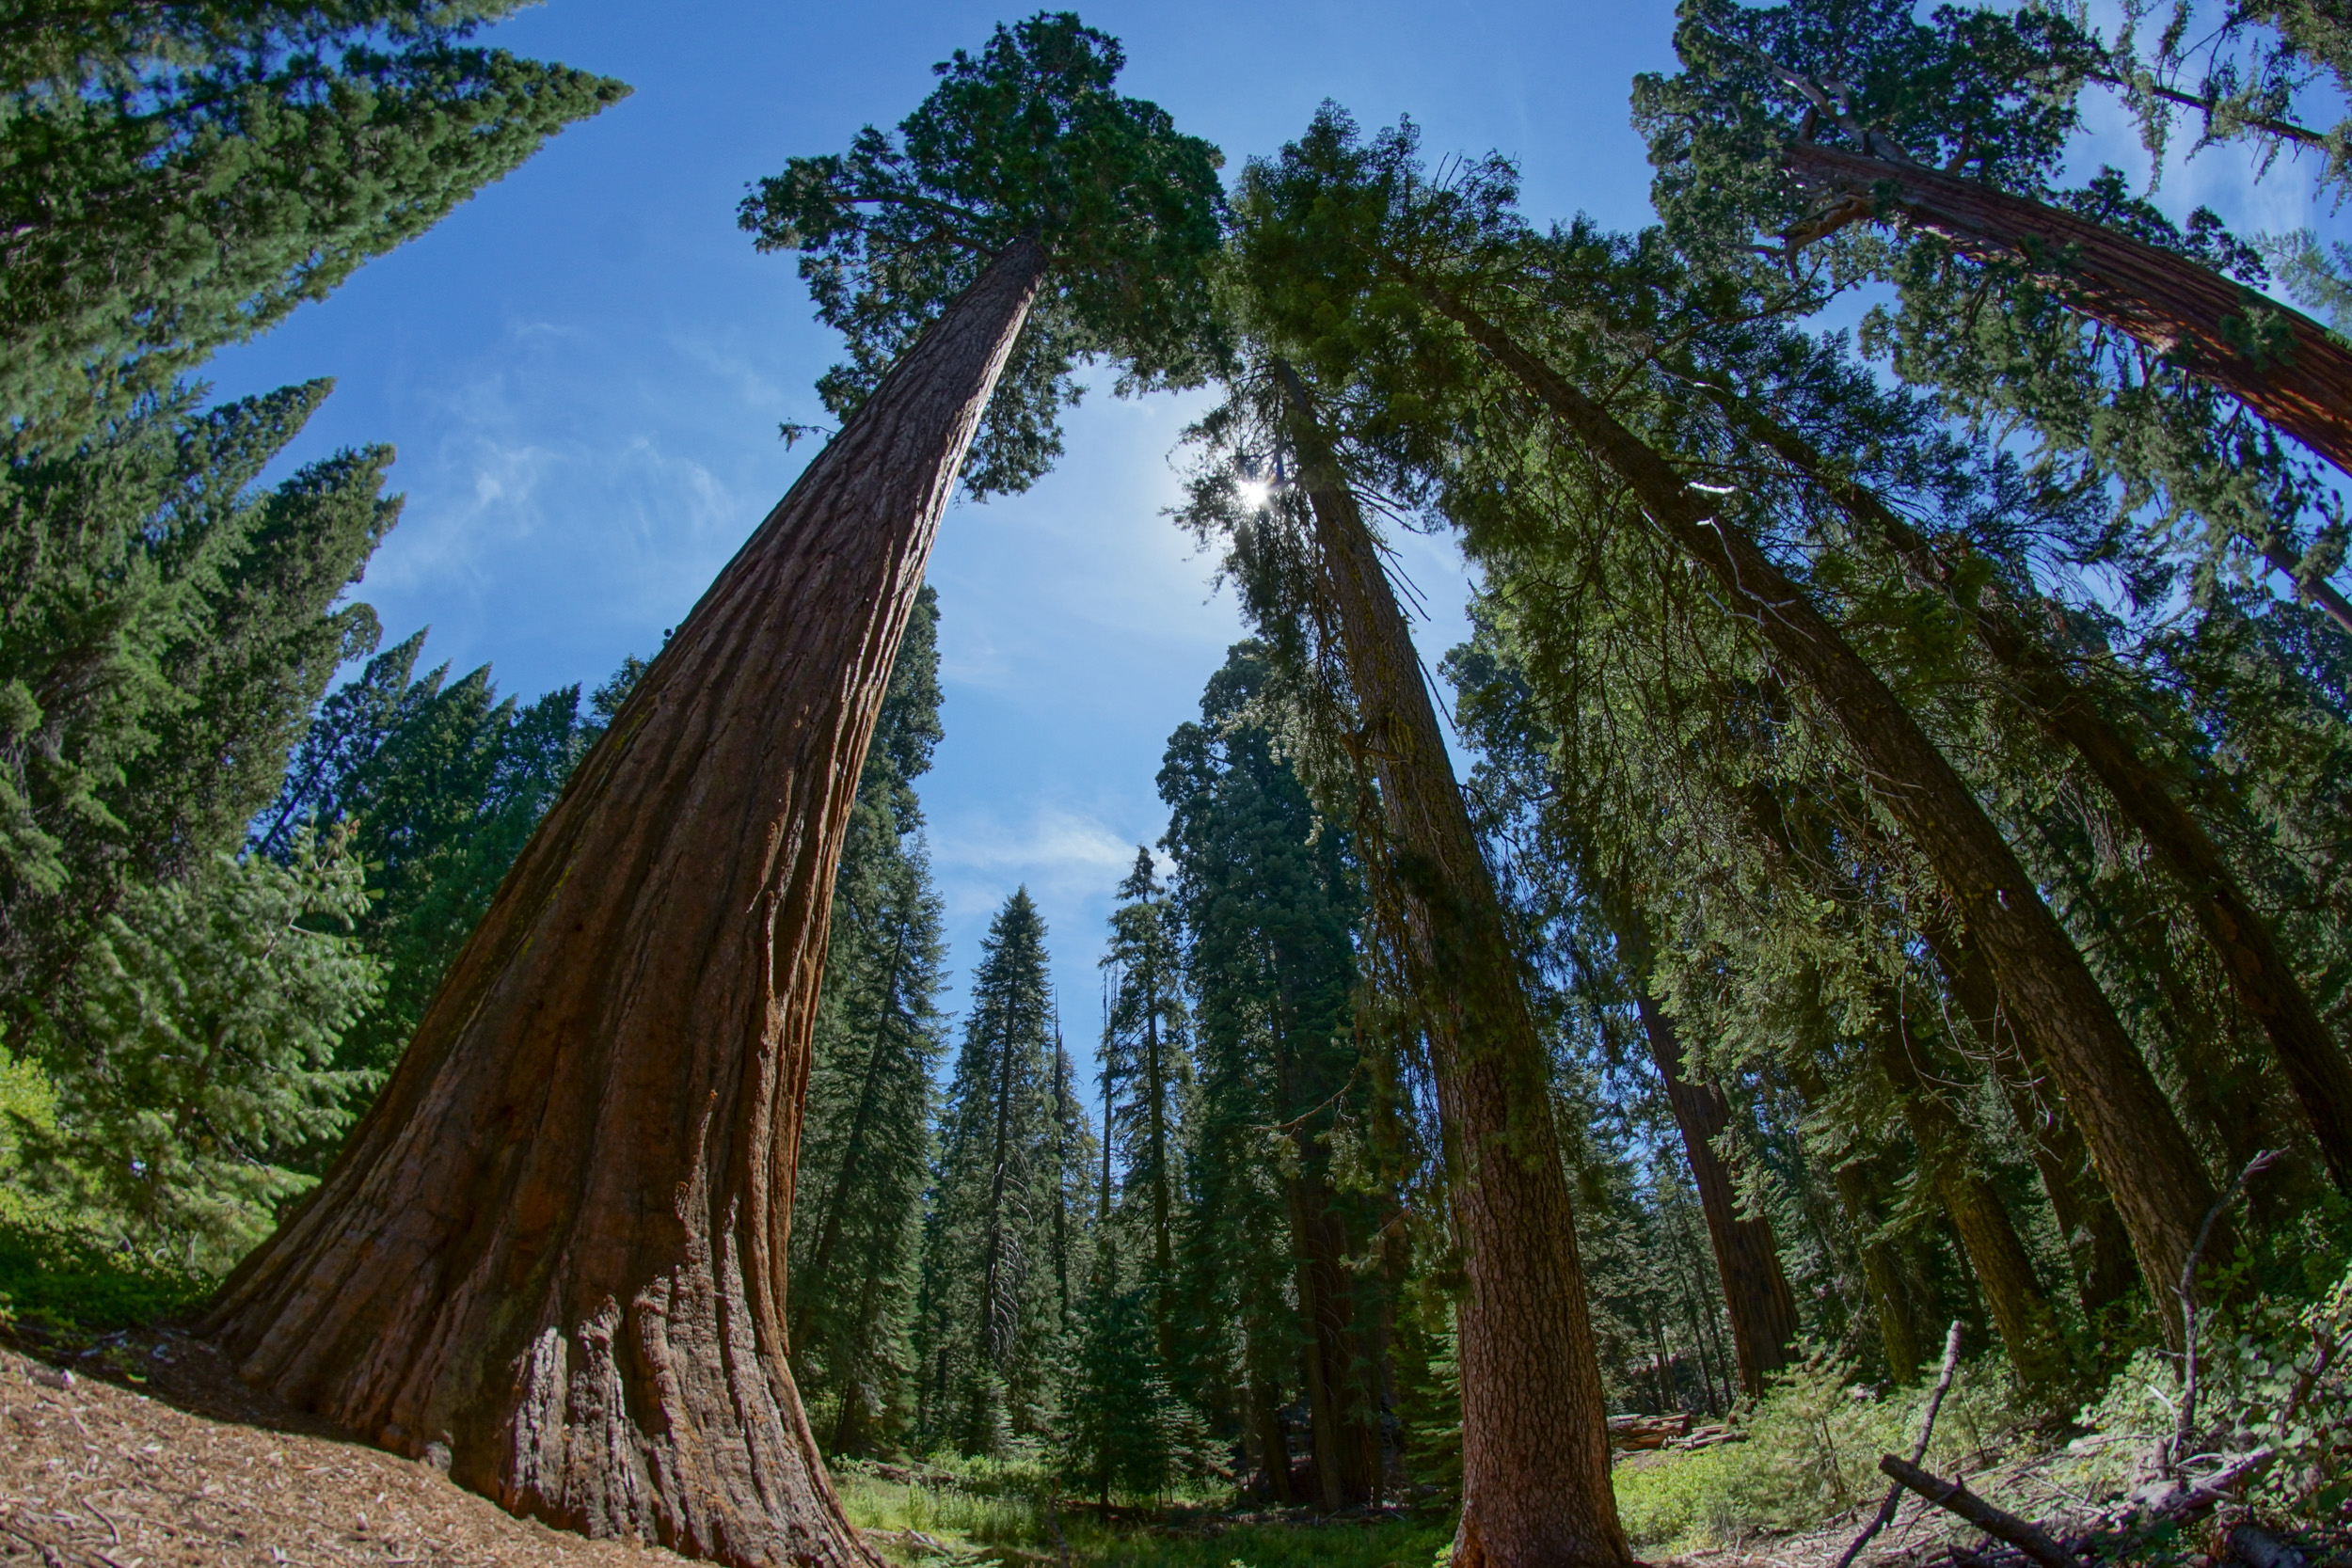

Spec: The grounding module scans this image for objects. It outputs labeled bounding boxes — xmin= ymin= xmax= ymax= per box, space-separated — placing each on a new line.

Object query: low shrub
xmin=1611 ymin=1346 xmax=2029 ymax=1550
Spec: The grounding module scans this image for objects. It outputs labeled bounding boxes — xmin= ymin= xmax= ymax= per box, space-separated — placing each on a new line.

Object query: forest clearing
xmin=5 ymin=1 xmax=2352 ymax=1567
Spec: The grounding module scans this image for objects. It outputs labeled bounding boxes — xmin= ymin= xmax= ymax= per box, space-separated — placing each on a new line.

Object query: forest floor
xmin=0 ymin=1336 xmax=694 ymax=1566
xmin=7 ymin=1326 xmax=2342 ymax=1568
xmin=0 ymin=1330 xmax=1450 ymax=1568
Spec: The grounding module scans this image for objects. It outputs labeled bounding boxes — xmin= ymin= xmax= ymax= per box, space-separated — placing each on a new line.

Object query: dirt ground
xmin=0 ymin=1335 xmax=694 ymax=1566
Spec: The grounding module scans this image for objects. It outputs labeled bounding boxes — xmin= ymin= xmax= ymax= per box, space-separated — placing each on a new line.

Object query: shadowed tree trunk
xmin=1277 ymin=363 xmax=1629 ymax=1568
xmin=1871 ymin=995 xmax=2071 ymax=1390
xmin=1725 ymin=390 xmax=2352 ymax=1195
xmin=1598 ymin=891 xmax=1800 ymax=1400
xmin=1785 ymin=139 xmax=2352 ymax=606
xmin=1785 ymin=1053 xmax=1929 ymax=1384
xmin=1921 ymin=918 xmax=2139 ymax=1320
xmin=1424 ymin=293 xmax=2223 ymax=1329
xmin=199 ymin=238 xmax=1047 ymax=1566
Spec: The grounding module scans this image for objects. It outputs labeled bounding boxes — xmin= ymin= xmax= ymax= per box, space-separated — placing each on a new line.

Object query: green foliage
xmin=739 ymin=10 xmax=1225 ymax=497
xmin=0 ymin=381 xmax=391 ymax=1030
xmin=0 ymin=1215 xmax=210 ymax=1336
xmin=0 ymin=1 xmax=628 ymax=443
xmin=1613 ymin=1351 xmax=2029 ymax=1548
xmin=923 ymin=886 xmax=1068 ymax=1453
xmin=1098 ymin=847 xmax=1189 ymax=1333
xmin=257 ymin=631 xmax=633 ymax=1078
xmin=2071 ymin=1259 xmax=2352 ymax=1530
xmin=8 ymin=832 xmax=379 ymax=1270
xmin=1058 ymin=1245 xmax=1207 ymax=1503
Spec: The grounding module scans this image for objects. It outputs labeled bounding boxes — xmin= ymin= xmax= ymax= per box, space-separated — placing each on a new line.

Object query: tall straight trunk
xmin=1636 ymin=989 xmax=1802 ymax=1399
xmin=1142 ymin=983 xmax=1175 ymax=1364
xmin=199 ymin=238 xmax=1046 ymax=1565
xmin=1870 ymin=1003 xmax=2070 ymax=1389
xmin=1598 ymin=888 xmax=1799 ymax=1397
xmin=1729 ymin=391 xmax=2352 ymax=1193
xmin=1287 ymin=1161 xmax=1378 ymax=1510
xmin=1429 ymin=293 xmax=2222 ymax=1326
xmin=1785 ymin=138 xmax=2352 ymax=595
xmin=1249 ymin=1363 xmax=1295 ymax=1504
xmin=1052 ymin=1036 xmax=1073 ymax=1332
xmin=1277 ymin=365 xmax=1629 ymax=1568
xmin=1923 ymin=918 xmax=2138 ymax=1319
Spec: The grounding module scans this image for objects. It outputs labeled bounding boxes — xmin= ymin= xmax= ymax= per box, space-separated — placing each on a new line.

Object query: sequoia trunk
xmin=1785 ymin=139 xmax=2352 ymax=599
xmin=1432 ymin=295 xmax=2222 ymax=1327
xmin=1278 ymin=365 xmax=1629 ymax=1568
xmin=201 ymin=239 xmax=1047 ymax=1565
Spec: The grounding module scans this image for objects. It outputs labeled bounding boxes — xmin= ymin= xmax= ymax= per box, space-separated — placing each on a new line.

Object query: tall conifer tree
xmin=1099 ymin=847 xmax=1190 ymax=1361
xmin=922 ymin=887 xmax=1060 ymax=1455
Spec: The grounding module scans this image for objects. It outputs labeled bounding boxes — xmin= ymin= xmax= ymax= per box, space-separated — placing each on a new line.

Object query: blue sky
xmin=200 ymin=0 xmax=2341 ymax=1045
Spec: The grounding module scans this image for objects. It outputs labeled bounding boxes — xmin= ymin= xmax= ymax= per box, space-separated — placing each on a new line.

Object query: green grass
xmin=833 ymin=1466 xmax=1450 ymax=1568
xmin=0 ymin=1216 xmax=213 ymax=1338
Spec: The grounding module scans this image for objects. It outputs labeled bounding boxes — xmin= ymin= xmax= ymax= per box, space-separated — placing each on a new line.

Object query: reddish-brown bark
xmin=1428 ymin=292 xmax=2223 ymax=1329
xmin=199 ymin=239 xmax=1047 ymax=1565
xmin=1278 ymin=365 xmax=1629 ymax=1568
xmin=1784 ymin=141 xmax=2352 ymax=634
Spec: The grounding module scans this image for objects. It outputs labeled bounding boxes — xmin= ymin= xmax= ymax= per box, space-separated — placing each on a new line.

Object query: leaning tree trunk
xmin=1427 ymin=292 xmax=2225 ymax=1326
xmin=1725 ymin=391 xmax=2352 ymax=1195
xmin=1921 ymin=916 xmax=2140 ymax=1320
xmin=1784 ymin=138 xmax=2352 ymax=629
xmin=1277 ymin=364 xmax=1629 ymax=1568
xmin=1786 ymin=1054 xmax=1929 ymax=1385
xmin=200 ymin=238 xmax=1047 ymax=1566
xmin=1872 ymin=1000 xmax=2071 ymax=1390
xmin=1598 ymin=889 xmax=1798 ymax=1398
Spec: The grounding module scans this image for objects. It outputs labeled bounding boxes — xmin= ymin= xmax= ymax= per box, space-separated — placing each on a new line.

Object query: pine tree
xmin=1159 ymin=642 xmax=1391 ymax=1513
xmin=790 ymin=587 xmax=948 ymax=1457
xmin=1098 ymin=847 xmax=1190 ymax=1362
xmin=254 ymin=632 xmax=631 ymax=1077
xmin=0 ymin=2 xmax=628 ymax=445
xmin=1058 ymin=1237 xmax=1201 ymax=1510
xmin=12 ymin=830 xmax=379 ymax=1269
xmin=0 ymin=381 xmax=393 ymax=1033
xmin=923 ymin=887 xmax=1059 ymax=1455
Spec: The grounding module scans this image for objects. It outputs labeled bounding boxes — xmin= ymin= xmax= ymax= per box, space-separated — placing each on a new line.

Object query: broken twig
xmin=1879 ymin=1455 xmax=2078 ymax=1568
xmin=1836 ymin=1322 xmax=1964 ymax=1568
xmin=2175 ymin=1149 xmax=2281 ymax=1470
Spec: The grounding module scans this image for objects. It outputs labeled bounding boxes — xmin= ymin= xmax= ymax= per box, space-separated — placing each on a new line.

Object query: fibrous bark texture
xmin=200 ymin=239 xmax=1046 ymax=1565
xmin=1279 ymin=366 xmax=1629 ymax=1568
xmin=1434 ymin=294 xmax=2224 ymax=1327
xmin=1786 ymin=141 xmax=2352 ymax=603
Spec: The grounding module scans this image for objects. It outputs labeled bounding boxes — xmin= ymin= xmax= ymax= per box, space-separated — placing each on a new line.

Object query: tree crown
xmin=739 ymin=11 xmax=1226 ymax=496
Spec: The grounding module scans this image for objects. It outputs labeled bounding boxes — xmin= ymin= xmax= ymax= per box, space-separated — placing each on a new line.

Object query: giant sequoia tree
xmin=199 ymin=18 xmax=1221 ymax=1563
